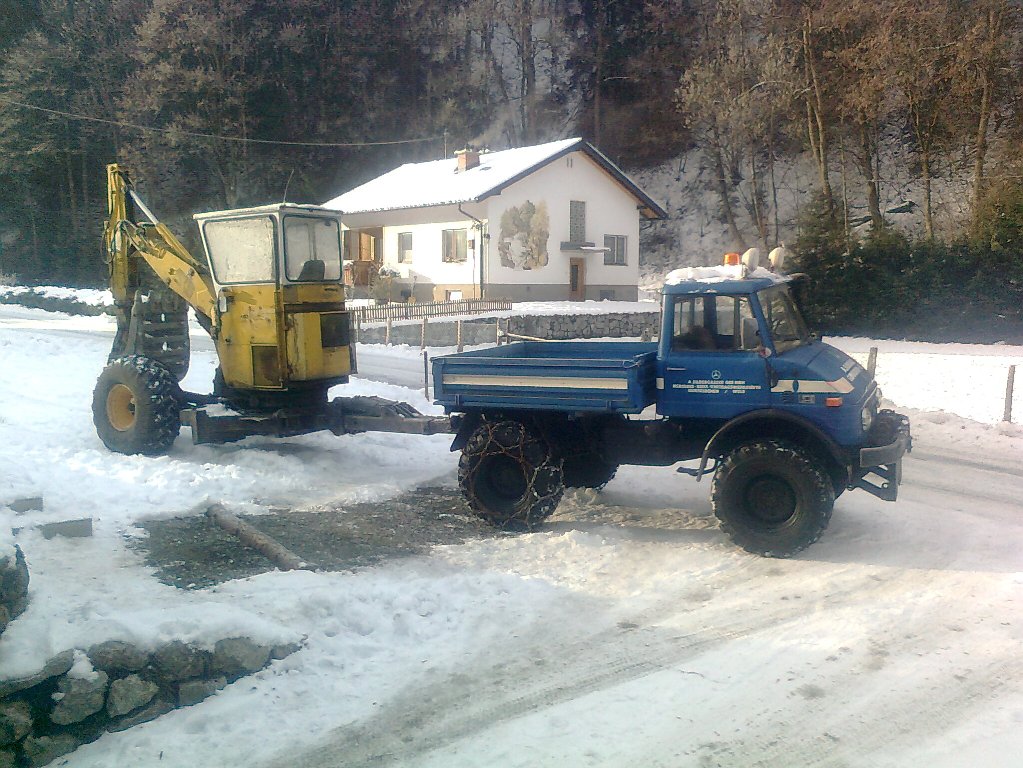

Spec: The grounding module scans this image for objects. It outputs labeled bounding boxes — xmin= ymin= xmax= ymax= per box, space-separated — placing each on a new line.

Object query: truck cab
xmin=658 ymin=270 xmax=881 ymax=451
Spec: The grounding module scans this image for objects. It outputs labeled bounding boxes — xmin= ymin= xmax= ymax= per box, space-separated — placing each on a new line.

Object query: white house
xmin=323 ymin=137 xmax=667 ymax=302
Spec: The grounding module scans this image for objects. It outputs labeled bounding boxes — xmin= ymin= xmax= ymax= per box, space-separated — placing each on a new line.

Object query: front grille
xmin=320 ymin=312 xmax=351 ymax=349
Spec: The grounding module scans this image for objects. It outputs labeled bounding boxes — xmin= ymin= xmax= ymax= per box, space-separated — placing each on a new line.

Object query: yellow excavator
xmin=94 ymin=164 xmax=446 ymax=455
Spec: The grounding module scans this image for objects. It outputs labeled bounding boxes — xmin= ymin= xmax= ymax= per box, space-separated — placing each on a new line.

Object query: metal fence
xmin=350 ymin=298 xmax=512 ymax=323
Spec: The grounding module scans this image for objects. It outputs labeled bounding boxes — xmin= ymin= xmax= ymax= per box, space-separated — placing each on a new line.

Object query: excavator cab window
xmin=284 ymin=216 xmax=342 ymax=283
xmin=202 ymin=216 xmax=276 ymax=284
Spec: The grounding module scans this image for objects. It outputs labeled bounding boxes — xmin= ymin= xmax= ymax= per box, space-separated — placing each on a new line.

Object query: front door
xmin=569 ymin=257 xmax=585 ymax=301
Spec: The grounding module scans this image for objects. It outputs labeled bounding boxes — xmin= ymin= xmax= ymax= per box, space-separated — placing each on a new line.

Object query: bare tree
xmin=829 ymin=1 xmax=891 ymax=231
xmin=955 ymin=0 xmax=1020 ymax=224
xmin=886 ymin=0 xmax=959 ymax=240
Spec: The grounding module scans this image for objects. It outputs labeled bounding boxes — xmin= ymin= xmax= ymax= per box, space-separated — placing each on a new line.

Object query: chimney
xmin=455 ymin=147 xmax=480 ymax=172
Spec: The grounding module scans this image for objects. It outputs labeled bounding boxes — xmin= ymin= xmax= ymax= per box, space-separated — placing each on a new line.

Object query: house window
xmin=446 ymin=289 xmax=463 ymax=301
xmin=398 ymin=231 xmax=413 ymax=263
xmin=569 ymin=200 xmax=586 ymax=243
xmin=442 ymin=228 xmax=467 ymax=263
xmin=604 ymin=235 xmax=626 ymax=265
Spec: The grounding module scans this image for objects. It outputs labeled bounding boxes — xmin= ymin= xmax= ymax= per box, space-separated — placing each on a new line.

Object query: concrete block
xmin=7 ymin=498 xmax=42 ymax=514
xmin=38 ymin=518 xmax=93 ymax=539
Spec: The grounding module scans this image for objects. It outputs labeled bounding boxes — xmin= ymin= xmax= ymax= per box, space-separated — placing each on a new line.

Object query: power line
xmin=0 ymin=96 xmax=442 ymax=148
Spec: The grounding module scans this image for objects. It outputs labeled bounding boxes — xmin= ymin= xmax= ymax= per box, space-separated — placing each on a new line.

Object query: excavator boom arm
xmin=104 ymin=164 xmax=216 ymax=321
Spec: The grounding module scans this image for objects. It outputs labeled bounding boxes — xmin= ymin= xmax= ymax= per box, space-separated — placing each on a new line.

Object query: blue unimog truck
xmin=433 ymin=264 xmax=911 ymax=557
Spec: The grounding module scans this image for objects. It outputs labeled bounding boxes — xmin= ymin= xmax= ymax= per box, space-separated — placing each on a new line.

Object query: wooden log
xmin=206 ymin=504 xmax=312 ymax=571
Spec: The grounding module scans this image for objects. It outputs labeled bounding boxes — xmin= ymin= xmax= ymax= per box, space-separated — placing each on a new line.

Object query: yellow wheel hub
xmin=106 ymin=383 xmax=137 ymax=432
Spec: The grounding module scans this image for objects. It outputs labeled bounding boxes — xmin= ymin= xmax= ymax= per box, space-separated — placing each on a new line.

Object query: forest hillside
xmin=0 ymin=0 xmax=1020 ymax=340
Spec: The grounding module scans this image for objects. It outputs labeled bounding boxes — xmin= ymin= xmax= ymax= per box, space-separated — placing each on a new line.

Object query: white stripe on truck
xmin=443 ymin=374 xmax=629 ymax=390
xmin=770 ymin=378 xmax=855 ymax=394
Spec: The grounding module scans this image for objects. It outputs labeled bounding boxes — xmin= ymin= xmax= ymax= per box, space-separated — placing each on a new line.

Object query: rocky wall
xmin=0 ymin=548 xmax=28 ymax=641
xmin=0 ymin=638 xmax=300 ymax=767
xmin=355 ymin=310 xmax=660 ymax=347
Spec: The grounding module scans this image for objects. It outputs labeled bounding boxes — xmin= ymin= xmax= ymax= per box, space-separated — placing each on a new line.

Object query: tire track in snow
xmin=274 ymin=565 xmax=924 ymax=768
xmin=682 ymin=591 xmax=1022 ymax=768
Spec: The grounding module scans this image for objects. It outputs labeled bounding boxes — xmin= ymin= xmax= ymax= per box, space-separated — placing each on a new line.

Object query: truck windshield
xmin=202 ymin=217 xmax=275 ymax=284
xmin=759 ymin=284 xmax=811 ymax=353
xmin=284 ymin=216 xmax=342 ymax=282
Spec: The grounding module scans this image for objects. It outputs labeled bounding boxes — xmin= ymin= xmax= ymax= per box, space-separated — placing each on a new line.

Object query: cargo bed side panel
xmin=432 ymin=341 xmax=658 ymax=413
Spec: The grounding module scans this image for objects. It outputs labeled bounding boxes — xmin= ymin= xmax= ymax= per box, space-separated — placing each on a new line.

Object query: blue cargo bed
xmin=432 ymin=341 xmax=658 ymax=413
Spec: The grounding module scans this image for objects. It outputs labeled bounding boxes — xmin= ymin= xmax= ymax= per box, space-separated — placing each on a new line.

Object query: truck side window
xmin=671 ymin=296 xmax=714 ymax=350
xmin=730 ymin=297 xmax=759 ymax=350
xmin=672 ymin=296 xmax=756 ymax=351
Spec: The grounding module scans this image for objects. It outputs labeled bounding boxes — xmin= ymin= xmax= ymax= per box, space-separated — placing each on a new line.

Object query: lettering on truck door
xmin=658 ymin=294 xmax=768 ymax=419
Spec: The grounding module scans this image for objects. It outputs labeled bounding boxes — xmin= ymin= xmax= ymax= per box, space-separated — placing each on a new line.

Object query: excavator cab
xmin=194 ymin=205 xmax=353 ymax=401
xmin=96 ymin=164 xmax=363 ymax=455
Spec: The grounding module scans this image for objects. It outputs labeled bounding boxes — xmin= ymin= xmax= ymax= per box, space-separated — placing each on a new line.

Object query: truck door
xmin=658 ymin=294 xmax=769 ymax=419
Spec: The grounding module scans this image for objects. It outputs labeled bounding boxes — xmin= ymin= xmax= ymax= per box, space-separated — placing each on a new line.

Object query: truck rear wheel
xmin=92 ymin=355 xmax=181 ymax=456
xmin=711 ymin=440 xmax=834 ymax=557
xmin=562 ymin=453 xmax=618 ymax=490
xmin=458 ymin=420 xmax=564 ymax=530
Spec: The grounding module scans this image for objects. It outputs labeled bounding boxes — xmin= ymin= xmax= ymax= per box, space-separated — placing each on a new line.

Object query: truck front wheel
xmin=458 ymin=420 xmax=564 ymax=530
xmin=711 ymin=440 xmax=834 ymax=557
xmin=92 ymin=355 xmax=181 ymax=456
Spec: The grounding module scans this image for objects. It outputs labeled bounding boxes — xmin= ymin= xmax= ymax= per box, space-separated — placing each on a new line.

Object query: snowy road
xmin=261 ymin=445 xmax=1023 ymax=768
xmin=1 ymin=303 xmax=1022 ymax=768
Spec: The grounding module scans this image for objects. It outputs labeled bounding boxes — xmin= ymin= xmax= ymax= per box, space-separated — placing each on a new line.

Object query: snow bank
xmin=0 ymin=284 xmax=112 ymax=307
xmin=832 ymin=337 xmax=1023 ymax=426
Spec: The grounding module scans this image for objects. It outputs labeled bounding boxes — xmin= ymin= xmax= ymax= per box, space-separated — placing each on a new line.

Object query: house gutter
xmin=459 ymin=203 xmax=487 ymax=299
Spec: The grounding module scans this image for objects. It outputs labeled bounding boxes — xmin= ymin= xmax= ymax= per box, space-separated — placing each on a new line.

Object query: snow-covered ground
xmin=1 ymin=301 xmax=1022 ymax=767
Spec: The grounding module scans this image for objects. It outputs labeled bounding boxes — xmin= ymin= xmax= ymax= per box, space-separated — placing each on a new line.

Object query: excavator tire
xmin=92 ymin=355 xmax=181 ymax=456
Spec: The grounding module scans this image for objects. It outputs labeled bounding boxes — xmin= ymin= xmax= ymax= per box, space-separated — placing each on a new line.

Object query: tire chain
xmin=459 ymin=419 xmax=564 ymax=530
xmin=97 ymin=355 xmax=181 ymax=455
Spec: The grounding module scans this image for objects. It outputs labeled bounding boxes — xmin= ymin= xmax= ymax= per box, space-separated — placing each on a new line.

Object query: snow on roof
xmin=324 ymin=138 xmax=581 ymax=213
xmin=323 ymin=137 xmax=672 ymax=217
xmin=663 ymin=265 xmax=788 ymax=286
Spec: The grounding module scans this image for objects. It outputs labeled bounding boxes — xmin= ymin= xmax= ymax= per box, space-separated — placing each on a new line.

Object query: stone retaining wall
xmin=355 ymin=310 xmax=661 ymax=347
xmin=0 ymin=547 xmax=28 ymax=641
xmin=0 ymin=637 xmax=300 ymax=766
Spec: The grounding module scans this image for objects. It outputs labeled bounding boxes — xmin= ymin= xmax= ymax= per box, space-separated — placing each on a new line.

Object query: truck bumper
xmin=853 ymin=410 xmax=912 ymax=502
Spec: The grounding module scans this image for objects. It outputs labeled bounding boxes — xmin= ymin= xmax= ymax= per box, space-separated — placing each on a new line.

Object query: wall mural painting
xmin=498 ymin=200 xmax=550 ymax=270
